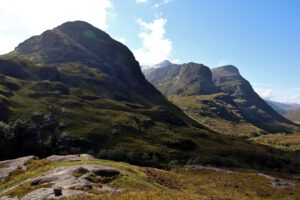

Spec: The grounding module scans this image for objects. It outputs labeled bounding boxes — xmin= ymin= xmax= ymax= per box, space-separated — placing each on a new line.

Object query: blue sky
xmin=0 ymin=0 xmax=299 ymax=103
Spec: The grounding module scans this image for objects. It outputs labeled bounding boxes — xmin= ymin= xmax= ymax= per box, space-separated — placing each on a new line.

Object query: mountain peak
xmin=153 ymin=60 xmax=173 ymax=68
xmin=55 ymin=20 xmax=111 ymax=41
xmin=11 ymin=20 xmax=140 ymax=70
xmin=212 ymin=65 xmax=240 ymax=75
xmin=145 ymin=62 xmax=220 ymax=96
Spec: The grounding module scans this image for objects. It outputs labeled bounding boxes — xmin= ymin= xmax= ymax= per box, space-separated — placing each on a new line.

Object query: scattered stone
xmin=258 ymin=173 xmax=293 ymax=189
xmin=53 ymin=187 xmax=62 ymax=196
xmin=0 ymin=196 xmax=18 ymax=200
xmin=31 ymin=176 xmax=58 ymax=186
xmin=21 ymin=188 xmax=89 ymax=200
xmin=72 ymin=183 xmax=93 ymax=190
xmin=73 ymin=167 xmax=89 ymax=177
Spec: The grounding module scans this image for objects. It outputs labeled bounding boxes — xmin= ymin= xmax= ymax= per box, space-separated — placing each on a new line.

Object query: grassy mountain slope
xmin=0 ymin=155 xmax=300 ymax=200
xmin=1 ymin=21 xmax=300 ymax=171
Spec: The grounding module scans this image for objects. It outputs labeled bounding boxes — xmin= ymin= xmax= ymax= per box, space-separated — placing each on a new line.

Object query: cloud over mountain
xmin=133 ymin=18 xmax=172 ymax=66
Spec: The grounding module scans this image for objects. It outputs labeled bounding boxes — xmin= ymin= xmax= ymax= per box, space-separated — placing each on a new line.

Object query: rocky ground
xmin=0 ymin=155 xmax=300 ymax=200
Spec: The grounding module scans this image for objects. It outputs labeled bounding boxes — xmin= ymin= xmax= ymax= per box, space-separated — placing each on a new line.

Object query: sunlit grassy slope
xmin=1 ymin=157 xmax=300 ymax=200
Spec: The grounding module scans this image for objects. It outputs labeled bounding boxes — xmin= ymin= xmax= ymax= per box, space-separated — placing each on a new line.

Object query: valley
xmin=0 ymin=20 xmax=299 ymax=199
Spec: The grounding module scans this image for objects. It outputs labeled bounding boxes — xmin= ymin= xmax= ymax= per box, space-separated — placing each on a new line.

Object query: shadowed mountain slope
xmin=212 ymin=65 xmax=298 ymax=133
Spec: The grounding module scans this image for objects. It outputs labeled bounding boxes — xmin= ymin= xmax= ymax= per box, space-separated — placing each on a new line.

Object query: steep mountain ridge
xmin=212 ymin=65 xmax=297 ymax=133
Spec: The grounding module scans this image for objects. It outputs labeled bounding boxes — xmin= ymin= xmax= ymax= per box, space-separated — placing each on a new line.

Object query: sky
xmin=0 ymin=0 xmax=299 ymax=103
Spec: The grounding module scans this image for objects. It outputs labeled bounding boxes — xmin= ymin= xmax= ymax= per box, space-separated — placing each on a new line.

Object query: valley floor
xmin=0 ymin=155 xmax=300 ymax=200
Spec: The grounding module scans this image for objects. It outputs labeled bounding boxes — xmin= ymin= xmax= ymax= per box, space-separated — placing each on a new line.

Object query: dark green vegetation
xmin=145 ymin=61 xmax=300 ymax=139
xmin=1 ymin=156 xmax=300 ymax=199
xmin=0 ymin=21 xmax=300 ymax=173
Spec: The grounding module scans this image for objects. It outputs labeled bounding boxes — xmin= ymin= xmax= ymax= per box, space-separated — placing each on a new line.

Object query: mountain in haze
xmin=285 ymin=108 xmax=300 ymax=124
xmin=265 ymin=100 xmax=300 ymax=124
xmin=145 ymin=61 xmax=299 ymax=136
xmin=266 ymin=100 xmax=300 ymax=115
xmin=1 ymin=21 xmax=296 ymax=171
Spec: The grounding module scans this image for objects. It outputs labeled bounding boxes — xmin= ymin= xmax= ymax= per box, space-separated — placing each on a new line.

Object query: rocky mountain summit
xmin=146 ymin=62 xmax=219 ymax=96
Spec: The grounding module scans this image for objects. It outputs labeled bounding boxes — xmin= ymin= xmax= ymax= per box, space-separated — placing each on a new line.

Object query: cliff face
xmin=145 ymin=62 xmax=219 ymax=96
xmin=212 ymin=65 xmax=297 ymax=132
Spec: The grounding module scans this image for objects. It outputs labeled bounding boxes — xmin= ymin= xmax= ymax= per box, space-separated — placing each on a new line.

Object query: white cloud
xmin=153 ymin=0 xmax=172 ymax=9
xmin=0 ymin=0 xmax=112 ymax=55
xmin=254 ymin=84 xmax=300 ymax=103
xmin=254 ymin=88 xmax=273 ymax=100
xmin=133 ymin=18 xmax=172 ymax=66
xmin=136 ymin=0 xmax=148 ymax=3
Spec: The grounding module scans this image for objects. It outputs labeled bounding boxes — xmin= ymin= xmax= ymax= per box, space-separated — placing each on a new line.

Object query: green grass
xmin=251 ymin=133 xmax=300 ymax=151
xmin=169 ymin=94 xmax=263 ymax=138
xmin=1 ymin=158 xmax=300 ymax=200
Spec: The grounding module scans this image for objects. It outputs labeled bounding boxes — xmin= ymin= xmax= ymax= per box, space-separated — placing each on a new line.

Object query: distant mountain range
xmin=284 ymin=108 xmax=300 ymax=124
xmin=265 ymin=100 xmax=300 ymax=124
xmin=144 ymin=60 xmax=300 ymax=136
xmin=266 ymin=100 xmax=300 ymax=115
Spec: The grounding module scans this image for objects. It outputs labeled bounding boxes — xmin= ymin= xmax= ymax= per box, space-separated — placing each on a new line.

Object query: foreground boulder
xmin=0 ymin=156 xmax=37 ymax=181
